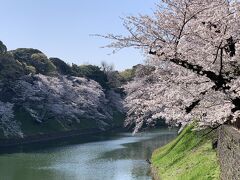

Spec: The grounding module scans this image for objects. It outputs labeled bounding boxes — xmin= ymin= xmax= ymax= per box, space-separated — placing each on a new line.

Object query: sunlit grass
xmin=151 ymin=124 xmax=220 ymax=180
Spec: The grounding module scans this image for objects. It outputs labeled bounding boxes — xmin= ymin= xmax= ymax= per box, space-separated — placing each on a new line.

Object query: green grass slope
xmin=151 ymin=124 xmax=220 ymax=180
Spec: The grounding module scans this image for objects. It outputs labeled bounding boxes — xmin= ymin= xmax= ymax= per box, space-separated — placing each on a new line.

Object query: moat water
xmin=0 ymin=128 xmax=177 ymax=180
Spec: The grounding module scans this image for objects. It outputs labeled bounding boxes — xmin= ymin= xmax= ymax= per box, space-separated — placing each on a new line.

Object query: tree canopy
xmin=10 ymin=48 xmax=57 ymax=75
xmin=0 ymin=41 xmax=7 ymax=54
xmin=71 ymin=64 xmax=108 ymax=88
xmin=102 ymin=0 xmax=240 ymax=132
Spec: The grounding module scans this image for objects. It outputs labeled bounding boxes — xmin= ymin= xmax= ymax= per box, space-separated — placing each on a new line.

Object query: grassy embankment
xmin=151 ymin=124 xmax=220 ymax=180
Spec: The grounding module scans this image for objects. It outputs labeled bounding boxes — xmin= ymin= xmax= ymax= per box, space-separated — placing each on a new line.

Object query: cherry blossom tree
xmin=100 ymin=0 xmax=240 ymax=132
xmin=0 ymin=101 xmax=23 ymax=138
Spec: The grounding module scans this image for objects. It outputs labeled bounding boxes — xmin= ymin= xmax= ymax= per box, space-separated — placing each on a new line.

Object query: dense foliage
xmin=0 ymin=74 xmax=125 ymax=138
xmin=50 ymin=57 xmax=72 ymax=75
xmin=0 ymin=42 xmax=125 ymax=138
xmin=10 ymin=48 xmax=57 ymax=75
xmin=0 ymin=54 xmax=26 ymax=80
xmin=102 ymin=0 xmax=240 ymax=132
xmin=0 ymin=41 xmax=7 ymax=54
xmin=71 ymin=64 xmax=108 ymax=88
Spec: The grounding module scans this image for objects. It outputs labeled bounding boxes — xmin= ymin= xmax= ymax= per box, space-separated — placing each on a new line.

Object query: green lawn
xmin=151 ymin=124 xmax=220 ymax=180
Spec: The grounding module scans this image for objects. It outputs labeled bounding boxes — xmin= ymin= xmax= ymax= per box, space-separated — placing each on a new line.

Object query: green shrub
xmin=71 ymin=64 xmax=108 ymax=88
xmin=10 ymin=48 xmax=57 ymax=75
xmin=0 ymin=41 xmax=7 ymax=54
xmin=31 ymin=53 xmax=56 ymax=75
xmin=50 ymin=57 xmax=72 ymax=75
xmin=0 ymin=54 xmax=25 ymax=80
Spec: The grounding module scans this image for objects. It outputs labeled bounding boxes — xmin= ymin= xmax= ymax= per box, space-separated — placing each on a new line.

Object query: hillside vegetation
xmin=151 ymin=125 xmax=220 ymax=180
xmin=0 ymin=41 xmax=130 ymax=140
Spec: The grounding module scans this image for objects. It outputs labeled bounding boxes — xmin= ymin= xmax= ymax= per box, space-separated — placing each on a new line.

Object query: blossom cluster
xmin=104 ymin=0 xmax=240 ymax=131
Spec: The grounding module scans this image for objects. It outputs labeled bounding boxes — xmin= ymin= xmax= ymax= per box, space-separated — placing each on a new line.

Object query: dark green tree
xmin=0 ymin=41 xmax=7 ymax=54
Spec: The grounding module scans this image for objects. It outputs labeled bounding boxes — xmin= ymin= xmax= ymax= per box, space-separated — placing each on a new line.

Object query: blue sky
xmin=0 ymin=0 xmax=157 ymax=70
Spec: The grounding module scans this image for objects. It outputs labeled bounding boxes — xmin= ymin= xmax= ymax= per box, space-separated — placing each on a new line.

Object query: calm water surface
xmin=0 ymin=128 xmax=177 ymax=180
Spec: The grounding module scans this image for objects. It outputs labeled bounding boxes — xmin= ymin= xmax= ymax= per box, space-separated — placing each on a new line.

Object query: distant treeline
xmin=0 ymin=41 xmax=138 ymax=89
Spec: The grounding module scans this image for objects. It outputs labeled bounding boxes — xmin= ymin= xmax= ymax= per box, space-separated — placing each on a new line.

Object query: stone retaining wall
xmin=218 ymin=125 xmax=240 ymax=180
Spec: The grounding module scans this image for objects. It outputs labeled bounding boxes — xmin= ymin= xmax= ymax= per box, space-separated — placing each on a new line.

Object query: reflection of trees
xmin=100 ymin=131 xmax=177 ymax=160
xmin=0 ymin=153 xmax=58 ymax=180
xmin=0 ymin=129 xmax=178 ymax=180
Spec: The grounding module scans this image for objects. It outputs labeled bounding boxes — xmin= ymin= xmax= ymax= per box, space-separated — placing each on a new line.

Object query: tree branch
xmin=169 ymin=58 xmax=231 ymax=90
xmin=149 ymin=50 xmax=231 ymax=90
xmin=219 ymin=48 xmax=223 ymax=75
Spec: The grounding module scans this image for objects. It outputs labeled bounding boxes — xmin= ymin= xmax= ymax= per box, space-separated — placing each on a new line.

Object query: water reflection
xmin=101 ymin=132 xmax=176 ymax=160
xmin=0 ymin=128 xmax=177 ymax=180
